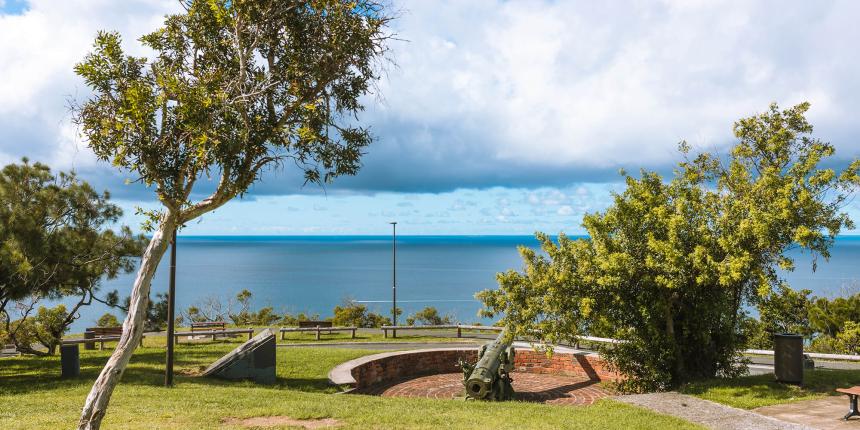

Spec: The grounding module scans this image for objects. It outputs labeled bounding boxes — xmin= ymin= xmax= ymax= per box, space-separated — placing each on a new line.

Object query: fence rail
xmin=378 ymin=325 xmax=860 ymax=361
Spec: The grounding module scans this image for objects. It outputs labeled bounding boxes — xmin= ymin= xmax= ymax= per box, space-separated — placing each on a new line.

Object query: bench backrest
xmin=87 ymin=327 xmax=123 ymax=336
xmin=298 ymin=320 xmax=333 ymax=328
xmin=191 ymin=321 xmax=226 ymax=331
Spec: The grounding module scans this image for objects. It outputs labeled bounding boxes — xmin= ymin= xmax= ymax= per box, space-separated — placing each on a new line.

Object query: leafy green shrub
xmin=479 ymin=103 xmax=860 ymax=391
xmin=836 ymin=321 xmax=860 ymax=354
xmin=332 ymin=301 xmax=389 ymax=328
xmin=96 ymin=313 xmax=120 ymax=328
xmin=3 ymin=305 xmax=70 ymax=355
xmin=406 ymin=307 xmax=452 ymax=326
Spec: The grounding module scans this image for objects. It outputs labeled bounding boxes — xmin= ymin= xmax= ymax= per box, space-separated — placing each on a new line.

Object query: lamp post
xmin=165 ymin=229 xmax=177 ymax=387
xmin=390 ymin=222 xmax=397 ymax=338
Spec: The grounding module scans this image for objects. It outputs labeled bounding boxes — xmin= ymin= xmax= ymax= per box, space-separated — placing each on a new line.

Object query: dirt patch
xmin=223 ymin=416 xmax=342 ymax=429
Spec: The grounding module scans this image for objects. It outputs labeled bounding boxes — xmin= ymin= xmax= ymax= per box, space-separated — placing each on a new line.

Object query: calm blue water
xmin=64 ymin=235 xmax=860 ymax=332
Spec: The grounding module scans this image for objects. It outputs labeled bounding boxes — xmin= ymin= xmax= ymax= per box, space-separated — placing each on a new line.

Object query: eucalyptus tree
xmin=72 ymin=1 xmax=392 ymax=427
xmin=479 ymin=103 xmax=860 ymax=391
xmin=0 ymin=160 xmax=143 ymax=355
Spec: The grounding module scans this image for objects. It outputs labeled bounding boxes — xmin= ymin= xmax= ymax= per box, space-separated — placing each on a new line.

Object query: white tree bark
xmin=77 ymin=217 xmax=176 ymax=430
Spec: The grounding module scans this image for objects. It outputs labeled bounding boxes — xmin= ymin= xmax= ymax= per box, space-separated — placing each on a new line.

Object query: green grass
xmin=0 ymin=338 xmax=704 ymax=429
xmin=681 ymin=369 xmax=860 ymax=409
xmin=276 ymin=331 xmax=468 ymax=343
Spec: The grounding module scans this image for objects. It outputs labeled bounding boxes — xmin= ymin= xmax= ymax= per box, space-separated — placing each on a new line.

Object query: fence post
xmin=316 ymin=326 xmax=321 ymax=341
xmin=457 ymin=327 xmax=462 ymax=338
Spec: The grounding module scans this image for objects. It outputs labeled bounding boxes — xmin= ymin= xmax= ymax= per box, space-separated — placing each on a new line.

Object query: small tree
xmin=836 ymin=321 xmax=860 ymax=354
xmin=0 ymin=160 xmax=143 ymax=355
xmin=332 ymin=300 xmax=390 ymax=328
xmin=96 ymin=313 xmax=120 ymax=328
xmin=73 ymin=2 xmax=391 ymax=427
xmin=479 ymin=103 xmax=860 ymax=391
xmin=755 ymin=285 xmax=813 ymax=347
xmin=406 ymin=306 xmax=452 ymax=326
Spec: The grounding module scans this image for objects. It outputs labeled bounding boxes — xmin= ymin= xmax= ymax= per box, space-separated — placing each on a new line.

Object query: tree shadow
xmin=515 ymin=379 xmax=599 ymax=403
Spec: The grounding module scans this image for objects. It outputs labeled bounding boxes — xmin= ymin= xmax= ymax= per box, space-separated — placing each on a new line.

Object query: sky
xmin=2 ymin=0 xmax=860 ymax=235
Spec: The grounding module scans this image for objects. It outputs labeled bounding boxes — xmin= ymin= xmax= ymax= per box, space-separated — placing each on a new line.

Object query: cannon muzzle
xmin=461 ymin=330 xmax=515 ymax=401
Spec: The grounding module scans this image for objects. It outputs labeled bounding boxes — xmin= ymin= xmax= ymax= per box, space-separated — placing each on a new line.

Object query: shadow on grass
xmin=0 ymin=338 xmax=346 ymax=396
xmin=0 ymin=340 xmax=248 ymax=395
xmin=681 ymin=369 xmax=860 ymax=403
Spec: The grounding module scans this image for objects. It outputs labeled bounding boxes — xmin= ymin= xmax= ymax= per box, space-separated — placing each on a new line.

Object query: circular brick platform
xmin=356 ymin=372 xmax=610 ymax=406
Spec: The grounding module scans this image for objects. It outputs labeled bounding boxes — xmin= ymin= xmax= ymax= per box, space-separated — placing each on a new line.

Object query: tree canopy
xmin=479 ymin=103 xmax=860 ymax=391
xmin=73 ymin=2 xmax=392 ymax=428
xmin=0 ymin=160 xmax=143 ymax=354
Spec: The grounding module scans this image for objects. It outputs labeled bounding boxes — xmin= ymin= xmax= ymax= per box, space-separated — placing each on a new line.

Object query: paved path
xmin=354 ymin=372 xmax=611 ymax=406
xmin=616 ymin=392 xmax=814 ymax=430
xmin=755 ymin=396 xmax=860 ymax=430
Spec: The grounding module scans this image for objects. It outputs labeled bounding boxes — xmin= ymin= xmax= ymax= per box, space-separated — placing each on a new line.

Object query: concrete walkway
xmin=616 ymin=392 xmax=813 ymax=430
xmin=755 ymin=396 xmax=860 ymax=430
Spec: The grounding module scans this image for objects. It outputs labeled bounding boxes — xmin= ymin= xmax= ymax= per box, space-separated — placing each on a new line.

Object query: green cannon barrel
xmin=462 ymin=331 xmax=515 ymax=400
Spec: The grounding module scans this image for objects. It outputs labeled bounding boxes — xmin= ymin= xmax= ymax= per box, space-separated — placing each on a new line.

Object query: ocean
xmin=64 ymin=235 xmax=860 ymax=333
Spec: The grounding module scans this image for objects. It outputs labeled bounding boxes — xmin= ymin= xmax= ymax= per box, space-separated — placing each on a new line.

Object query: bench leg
xmin=845 ymin=395 xmax=859 ymax=420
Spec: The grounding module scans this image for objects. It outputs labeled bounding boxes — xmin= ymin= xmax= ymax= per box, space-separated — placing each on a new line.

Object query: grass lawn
xmin=0 ymin=337 xmax=704 ymax=429
xmin=276 ymin=330 xmax=468 ymax=344
xmin=681 ymin=369 xmax=860 ymax=409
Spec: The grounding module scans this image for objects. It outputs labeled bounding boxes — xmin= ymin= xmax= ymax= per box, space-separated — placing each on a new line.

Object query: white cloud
xmin=0 ymin=0 xmax=179 ymax=169
xmin=2 ymin=0 xmax=860 ymax=197
xmin=359 ymin=0 xmax=860 ymax=182
xmin=557 ymin=205 xmax=574 ymax=216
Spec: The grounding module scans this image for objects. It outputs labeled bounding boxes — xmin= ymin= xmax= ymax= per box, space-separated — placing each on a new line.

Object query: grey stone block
xmin=202 ymin=328 xmax=276 ymax=384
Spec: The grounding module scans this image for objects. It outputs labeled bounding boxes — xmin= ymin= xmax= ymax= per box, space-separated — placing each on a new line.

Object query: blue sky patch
xmin=0 ymin=0 xmax=28 ymax=15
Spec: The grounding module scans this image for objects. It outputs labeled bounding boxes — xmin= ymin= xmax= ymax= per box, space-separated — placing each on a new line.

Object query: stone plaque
xmin=202 ymin=328 xmax=276 ymax=384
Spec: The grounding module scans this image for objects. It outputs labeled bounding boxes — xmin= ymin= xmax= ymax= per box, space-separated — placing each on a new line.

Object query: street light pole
xmin=390 ymin=222 xmax=397 ymax=338
xmin=165 ymin=229 xmax=177 ymax=387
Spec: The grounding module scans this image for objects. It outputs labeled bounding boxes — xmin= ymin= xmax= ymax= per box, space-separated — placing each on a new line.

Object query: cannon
xmin=459 ymin=331 xmax=515 ymax=401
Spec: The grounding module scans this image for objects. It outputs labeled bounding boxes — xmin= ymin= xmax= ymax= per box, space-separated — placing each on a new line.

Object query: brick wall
xmin=350 ymin=349 xmax=477 ymax=389
xmin=513 ymin=349 xmax=623 ymax=382
xmin=347 ymin=347 xmax=622 ymax=389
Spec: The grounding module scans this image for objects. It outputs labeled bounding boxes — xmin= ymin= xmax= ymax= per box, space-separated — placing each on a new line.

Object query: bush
xmin=809 ymin=335 xmax=841 ymax=354
xmin=96 ymin=313 xmax=120 ymax=328
xmin=837 ymin=321 xmax=860 ymax=354
xmin=332 ymin=301 xmax=389 ymax=328
xmin=406 ymin=307 xmax=451 ymax=326
xmin=3 ymin=305 xmax=70 ymax=355
xmin=478 ymin=104 xmax=860 ymax=391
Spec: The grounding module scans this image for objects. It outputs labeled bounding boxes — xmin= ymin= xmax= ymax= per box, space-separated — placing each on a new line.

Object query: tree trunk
xmin=77 ymin=217 xmax=175 ymax=430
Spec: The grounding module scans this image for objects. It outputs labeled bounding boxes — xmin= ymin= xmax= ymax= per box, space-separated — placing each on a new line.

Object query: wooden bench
xmin=298 ymin=321 xmax=333 ymax=332
xmin=836 ymin=386 xmax=860 ymax=420
xmin=82 ymin=327 xmax=143 ymax=350
xmin=174 ymin=328 xmax=254 ymax=343
xmin=279 ymin=326 xmax=357 ymax=341
xmin=191 ymin=321 xmax=227 ymax=332
xmin=1 ymin=343 xmax=18 ymax=357
xmin=63 ymin=336 xmax=122 ymax=346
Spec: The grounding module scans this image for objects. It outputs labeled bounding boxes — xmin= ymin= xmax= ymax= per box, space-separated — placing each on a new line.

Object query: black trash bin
xmin=774 ymin=333 xmax=803 ymax=384
xmin=60 ymin=344 xmax=80 ymax=378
